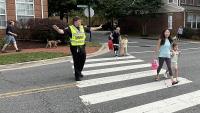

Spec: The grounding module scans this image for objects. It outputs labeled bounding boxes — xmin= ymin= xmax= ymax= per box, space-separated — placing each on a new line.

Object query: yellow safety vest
xmin=69 ymin=25 xmax=86 ymax=46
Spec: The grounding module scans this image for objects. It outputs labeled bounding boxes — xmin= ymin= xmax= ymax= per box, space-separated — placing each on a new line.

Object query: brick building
xmin=0 ymin=0 xmax=48 ymax=37
xmin=120 ymin=0 xmax=200 ymax=35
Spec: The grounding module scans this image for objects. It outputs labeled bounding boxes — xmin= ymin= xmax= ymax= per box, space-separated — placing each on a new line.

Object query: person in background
xmin=110 ymin=27 xmax=121 ymax=57
xmin=120 ymin=35 xmax=128 ymax=56
xmin=177 ymin=26 xmax=183 ymax=40
xmin=1 ymin=20 xmax=21 ymax=53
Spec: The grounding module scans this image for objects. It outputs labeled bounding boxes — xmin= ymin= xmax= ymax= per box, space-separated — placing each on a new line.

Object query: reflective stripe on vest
xmin=69 ymin=25 xmax=86 ymax=46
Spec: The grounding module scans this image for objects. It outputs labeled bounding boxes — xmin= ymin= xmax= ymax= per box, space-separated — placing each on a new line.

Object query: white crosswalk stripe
xmin=116 ymin=90 xmax=200 ymax=113
xmin=82 ymin=63 xmax=150 ymax=76
xmin=80 ymin=77 xmax=191 ymax=105
xmin=83 ymin=59 xmax=143 ymax=68
xmin=76 ymin=55 xmax=195 ymax=113
xmin=72 ymin=59 xmax=143 ymax=69
xmin=77 ymin=70 xmax=165 ymax=88
xmin=71 ymin=55 xmax=135 ymax=63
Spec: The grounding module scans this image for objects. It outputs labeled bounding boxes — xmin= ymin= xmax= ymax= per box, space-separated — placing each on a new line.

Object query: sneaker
xmin=75 ymin=77 xmax=81 ymax=81
xmin=172 ymin=81 xmax=178 ymax=85
xmin=1 ymin=50 xmax=7 ymax=53
xmin=16 ymin=49 xmax=21 ymax=52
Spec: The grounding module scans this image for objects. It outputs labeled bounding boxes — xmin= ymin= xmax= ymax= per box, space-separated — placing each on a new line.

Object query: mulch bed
xmin=0 ymin=41 xmax=100 ymax=55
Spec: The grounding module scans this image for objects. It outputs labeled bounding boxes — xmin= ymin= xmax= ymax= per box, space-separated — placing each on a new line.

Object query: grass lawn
xmin=0 ymin=52 xmax=67 ymax=65
xmin=0 ymin=41 xmax=101 ymax=65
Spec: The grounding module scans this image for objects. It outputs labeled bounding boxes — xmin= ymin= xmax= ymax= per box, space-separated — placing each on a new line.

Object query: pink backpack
xmin=151 ymin=59 xmax=158 ymax=70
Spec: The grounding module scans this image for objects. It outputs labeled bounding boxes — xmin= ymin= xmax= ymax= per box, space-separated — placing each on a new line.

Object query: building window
xmin=0 ymin=0 xmax=6 ymax=28
xmin=197 ymin=16 xmax=200 ymax=28
xmin=168 ymin=0 xmax=178 ymax=4
xmin=168 ymin=15 xmax=173 ymax=29
xmin=174 ymin=0 xmax=178 ymax=4
xmin=187 ymin=15 xmax=200 ymax=29
xmin=197 ymin=0 xmax=200 ymax=6
xmin=187 ymin=15 xmax=194 ymax=28
xmin=187 ymin=0 xmax=194 ymax=5
xmin=169 ymin=0 xmax=173 ymax=3
xmin=180 ymin=0 xmax=186 ymax=4
xmin=16 ymin=0 xmax=34 ymax=22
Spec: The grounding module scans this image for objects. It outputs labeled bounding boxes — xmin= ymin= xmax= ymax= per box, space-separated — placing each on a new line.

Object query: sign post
xmin=78 ymin=4 xmax=94 ymax=42
xmin=84 ymin=7 xmax=94 ymax=42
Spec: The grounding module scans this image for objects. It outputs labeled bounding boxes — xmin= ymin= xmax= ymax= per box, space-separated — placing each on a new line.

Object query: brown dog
xmin=46 ymin=40 xmax=61 ymax=48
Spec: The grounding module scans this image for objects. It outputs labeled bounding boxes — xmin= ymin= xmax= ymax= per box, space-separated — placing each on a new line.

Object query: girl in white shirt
xmin=120 ymin=35 xmax=128 ymax=56
xmin=164 ymin=43 xmax=180 ymax=82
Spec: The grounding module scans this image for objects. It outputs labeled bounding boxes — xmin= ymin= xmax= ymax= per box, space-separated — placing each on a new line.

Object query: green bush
xmin=191 ymin=35 xmax=200 ymax=40
xmin=15 ymin=20 xmax=31 ymax=41
xmin=0 ymin=38 xmax=5 ymax=49
xmin=15 ymin=18 xmax=68 ymax=43
xmin=182 ymin=28 xmax=194 ymax=39
xmin=28 ymin=18 xmax=68 ymax=43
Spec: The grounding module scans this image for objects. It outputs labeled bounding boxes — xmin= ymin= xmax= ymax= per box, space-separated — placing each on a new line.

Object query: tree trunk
xmin=60 ymin=10 xmax=64 ymax=20
xmin=66 ymin=13 xmax=69 ymax=23
xmin=111 ymin=18 xmax=114 ymax=30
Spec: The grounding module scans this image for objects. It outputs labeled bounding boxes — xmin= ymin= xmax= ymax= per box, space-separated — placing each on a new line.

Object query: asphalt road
xmin=1 ymin=32 xmax=200 ymax=113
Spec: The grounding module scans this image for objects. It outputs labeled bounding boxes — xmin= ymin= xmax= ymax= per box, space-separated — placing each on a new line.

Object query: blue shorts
xmin=5 ymin=35 xmax=16 ymax=44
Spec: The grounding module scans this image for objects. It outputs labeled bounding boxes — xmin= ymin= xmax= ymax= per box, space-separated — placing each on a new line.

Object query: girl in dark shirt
xmin=110 ymin=27 xmax=121 ymax=56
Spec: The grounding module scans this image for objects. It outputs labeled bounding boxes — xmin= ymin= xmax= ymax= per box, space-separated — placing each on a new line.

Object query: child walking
xmin=164 ymin=43 xmax=180 ymax=82
xmin=120 ymin=35 xmax=128 ymax=56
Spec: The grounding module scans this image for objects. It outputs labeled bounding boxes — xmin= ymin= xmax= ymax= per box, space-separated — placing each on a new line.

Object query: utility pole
xmin=77 ymin=0 xmax=94 ymax=42
xmin=88 ymin=0 xmax=92 ymax=42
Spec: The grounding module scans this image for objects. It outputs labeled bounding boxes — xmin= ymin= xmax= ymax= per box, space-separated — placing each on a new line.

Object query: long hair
xmin=159 ymin=29 xmax=173 ymax=46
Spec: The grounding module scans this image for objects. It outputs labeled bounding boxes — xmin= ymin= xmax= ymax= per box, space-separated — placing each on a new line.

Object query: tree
xmin=96 ymin=0 xmax=132 ymax=29
xmin=48 ymin=0 xmax=77 ymax=21
xmin=131 ymin=0 xmax=163 ymax=35
xmin=48 ymin=0 xmax=98 ymax=22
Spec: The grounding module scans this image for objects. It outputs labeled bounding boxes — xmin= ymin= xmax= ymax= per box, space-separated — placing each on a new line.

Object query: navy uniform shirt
xmin=112 ymin=31 xmax=120 ymax=44
xmin=6 ymin=25 xmax=14 ymax=36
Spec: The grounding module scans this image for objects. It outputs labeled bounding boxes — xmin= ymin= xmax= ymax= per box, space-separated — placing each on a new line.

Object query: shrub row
xmin=15 ymin=18 xmax=69 ymax=44
xmin=182 ymin=28 xmax=200 ymax=40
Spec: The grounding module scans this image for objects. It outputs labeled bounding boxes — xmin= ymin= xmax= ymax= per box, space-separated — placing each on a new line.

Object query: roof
xmin=158 ymin=4 xmax=185 ymax=13
xmin=181 ymin=5 xmax=200 ymax=12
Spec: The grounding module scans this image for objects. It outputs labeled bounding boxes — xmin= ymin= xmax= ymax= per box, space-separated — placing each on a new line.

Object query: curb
xmin=0 ymin=43 xmax=109 ymax=71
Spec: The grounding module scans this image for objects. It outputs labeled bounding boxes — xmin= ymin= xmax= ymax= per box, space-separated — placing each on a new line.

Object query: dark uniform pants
xmin=70 ymin=45 xmax=86 ymax=80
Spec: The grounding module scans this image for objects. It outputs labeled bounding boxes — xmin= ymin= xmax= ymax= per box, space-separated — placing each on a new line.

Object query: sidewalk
xmin=0 ymin=43 xmax=109 ymax=71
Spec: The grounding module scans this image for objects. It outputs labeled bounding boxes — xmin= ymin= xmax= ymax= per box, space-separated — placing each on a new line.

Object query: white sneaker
xmin=163 ymin=72 xmax=168 ymax=78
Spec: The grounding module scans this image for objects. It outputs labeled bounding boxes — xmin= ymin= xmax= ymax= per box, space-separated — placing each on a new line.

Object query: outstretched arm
xmin=8 ymin=31 xmax=17 ymax=37
xmin=155 ymin=38 xmax=161 ymax=52
xmin=110 ymin=32 xmax=113 ymax=39
xmin=90 ymin=24 xmax=102 ymax=31
xmin=52 ymin=25 xmax=64 ymax=34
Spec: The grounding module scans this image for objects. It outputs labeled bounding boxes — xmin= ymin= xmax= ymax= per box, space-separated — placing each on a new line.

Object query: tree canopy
xmin=130 ymin=0 xmax=163 ymax=35
xmin=48 ymin=0 xmax=163 ymax=31
xmin=48 ymin=0 xmax=77 ymax=20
